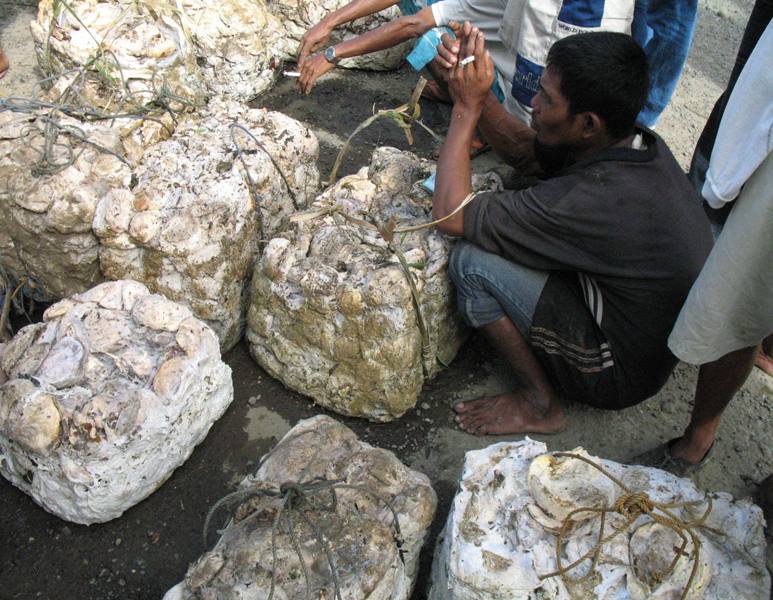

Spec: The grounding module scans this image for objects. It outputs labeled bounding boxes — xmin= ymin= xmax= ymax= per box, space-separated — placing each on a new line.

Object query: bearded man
xmin=432 ymin=30 xmax=713 ymax=435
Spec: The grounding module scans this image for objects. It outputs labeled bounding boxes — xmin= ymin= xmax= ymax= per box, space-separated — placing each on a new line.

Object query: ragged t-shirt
xmin=462 ymin=129 xmax=713 ymax=405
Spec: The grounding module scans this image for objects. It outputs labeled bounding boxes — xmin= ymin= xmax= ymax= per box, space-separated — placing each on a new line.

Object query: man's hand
xmin=298 ymin=22 xmax=333 ymax=67
xmin=446 ymin=26 xmax=494 ymax=113
xmin=432 ymin=20 xmax=465 ymax=70
xmin=298 ymin=53 xmax=336 ymax=95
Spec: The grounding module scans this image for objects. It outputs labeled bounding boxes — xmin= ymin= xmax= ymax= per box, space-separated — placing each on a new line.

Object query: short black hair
xmin=546 ymin=32 xmax=649 ymax=138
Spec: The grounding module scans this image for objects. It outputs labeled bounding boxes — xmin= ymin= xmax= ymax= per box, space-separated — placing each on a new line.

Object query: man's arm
xmin=298 ymin=0 xmax=401 ymax=66
xmin=477 ymin=94 xmax=538 ymax=172
xmin=298 ymin=7 xmax=436 ymax=94
xmin=433 ymin=28 xmax=493 ymax=236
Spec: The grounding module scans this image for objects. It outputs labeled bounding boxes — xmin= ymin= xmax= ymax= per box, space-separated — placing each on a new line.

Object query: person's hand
xmin=298 ymin=22 xmax=333 ymax=67
xmin=298 ymin=53 xmax=336 ymax=95
xmin=432 ymin=21 xmax=464 ymax=70
xmin=446 ymin=26 xmax=494 ymax=112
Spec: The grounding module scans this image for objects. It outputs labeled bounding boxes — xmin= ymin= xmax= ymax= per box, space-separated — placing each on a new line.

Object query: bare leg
xmin=454 ymin=316 xmax=566 ymax=435
xmin=754 ymin=333 xmax=773 ymax=376
xmin=0 ymin=49 xmax=8 ymax=79
xmin=423 ymin=61 xmax=452 ymax=104
xmin=670 ymin=344 xmax=758 ymax=463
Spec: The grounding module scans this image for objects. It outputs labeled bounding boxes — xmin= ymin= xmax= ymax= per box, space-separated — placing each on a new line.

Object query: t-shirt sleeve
xmin=702 ymin=22 xmax=773 ymax=209
xmin=462 ymin=177 xmax=625 ymax=273
xmin=431 ymin=0 xmax=471 ymax=26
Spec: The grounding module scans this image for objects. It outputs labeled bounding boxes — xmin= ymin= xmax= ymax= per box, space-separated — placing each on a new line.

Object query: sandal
xmin=630 ymin=438 xmax=713 ymax=478
xmin=756 ymin=474 xmax=773 ymax=526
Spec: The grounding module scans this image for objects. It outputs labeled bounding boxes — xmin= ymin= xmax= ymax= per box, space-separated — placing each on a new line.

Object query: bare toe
xmin=454 ymin=396 xmax=495 ymax=414
xmin=452 ymin=391 xmax=565 ymax=436
xmin=461 ymin=416 xmax=486 ymax=433
xmin=453 ymin=401 xmax=469 ymax=413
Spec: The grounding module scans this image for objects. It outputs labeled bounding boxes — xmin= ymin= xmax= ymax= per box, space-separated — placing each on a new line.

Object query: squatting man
xmin=430 ymin=30 xmax=712 ymax=435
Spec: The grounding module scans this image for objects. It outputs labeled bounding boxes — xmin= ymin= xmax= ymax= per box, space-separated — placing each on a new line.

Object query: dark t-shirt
xmin=463 ymin=129 xmax=713 ymax=404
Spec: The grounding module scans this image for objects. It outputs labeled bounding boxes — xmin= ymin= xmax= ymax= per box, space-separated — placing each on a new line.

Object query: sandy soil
xmin=1 ymin=1 xmax=771 ymax=598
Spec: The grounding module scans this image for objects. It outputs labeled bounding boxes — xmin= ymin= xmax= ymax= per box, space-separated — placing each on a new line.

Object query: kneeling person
xmin=433 ymin=31 xmax=712 ymax=434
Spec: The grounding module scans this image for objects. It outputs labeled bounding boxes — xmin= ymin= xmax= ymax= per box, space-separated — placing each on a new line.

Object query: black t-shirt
xmin=463 ymin=129 xmax=713 ymax=403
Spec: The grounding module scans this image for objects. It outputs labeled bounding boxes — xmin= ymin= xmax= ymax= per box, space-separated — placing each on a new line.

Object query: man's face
xmin=530 ymin=66 xmax=584 ymax=174
xmin=530 ymin=66 xmax=580 ymax=144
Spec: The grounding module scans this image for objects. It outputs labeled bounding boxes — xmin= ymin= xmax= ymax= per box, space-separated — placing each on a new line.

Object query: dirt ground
xmin=1 ymin=1 xmax=771 ymax=598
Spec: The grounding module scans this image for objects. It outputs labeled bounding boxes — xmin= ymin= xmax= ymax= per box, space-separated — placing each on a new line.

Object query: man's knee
xmin=448 ymin=241 xmax=501 ymax=327
xmin=448 ymin=240 xmax=549 ymax=333
xmin=448 ymin=240 xmax=487 ymax=289
xmin=448 ymin=240 xmax=469 ymax=286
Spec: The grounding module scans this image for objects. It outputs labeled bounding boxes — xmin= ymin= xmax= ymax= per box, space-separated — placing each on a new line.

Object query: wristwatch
xmin=324 ymin=46 xmax=340 ymax=65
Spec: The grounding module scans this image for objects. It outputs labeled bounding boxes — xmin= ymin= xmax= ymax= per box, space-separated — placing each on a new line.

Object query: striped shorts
xmin=449 ymin=241 xmax=621 ymax=408
xmin=528 ymin=272 xmax=621 ymax=408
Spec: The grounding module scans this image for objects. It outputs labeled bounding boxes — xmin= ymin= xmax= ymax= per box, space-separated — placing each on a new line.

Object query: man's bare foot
xmin=453 ymin=391 xmax=566 ymax=435
xmin=0 ymin=50 xmax=8 ymax=80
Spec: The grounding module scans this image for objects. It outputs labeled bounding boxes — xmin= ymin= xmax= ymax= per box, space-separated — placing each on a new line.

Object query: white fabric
xmin=702 ymin=22 xmax=773 ymax=209
xmin=499 ymin=0 xmax=634 ymax=56
xmin=431 ymin=0 xmax=516 ymax=116
xmin=668 ymin=20 xmax=773 ymax=364
xmin=668 ymin=150 xmax=773 ymax=364
xmin=432 ymin=0 xmax=634 ymax=123
xmin=504 ymin=0 xmax=633 ymax=119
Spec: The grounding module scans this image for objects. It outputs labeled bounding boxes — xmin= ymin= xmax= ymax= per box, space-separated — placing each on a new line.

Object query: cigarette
xmin=283 ymin=71 xmax=301 ymax=77
xmin=460 ymin=56 xmax=475 ymax=66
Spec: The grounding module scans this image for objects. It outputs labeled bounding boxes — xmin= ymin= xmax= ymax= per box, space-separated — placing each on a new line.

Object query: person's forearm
xmin=478 ymin=93 xmax=539 ymax=173
xmin=336 ymin=8 xmax=435 ymax=58
xmin=321 ymin=0 xmax=400 ymax=30
xmin=433 ymin=105 xmax=478 ymax=236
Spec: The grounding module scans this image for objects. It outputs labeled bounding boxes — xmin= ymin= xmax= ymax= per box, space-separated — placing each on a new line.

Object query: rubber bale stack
xmin=268 ymin=0 xmax=412 ymax=71
xmin=164 ymin=415 xmax=437 ymax=600
xmin=247 ymin=147 xmax=500 ymax=421
xmin=0 ymin=109 xmax=168 ymax=301
xmin=0 ymin=280 xmax=233 ymax=524
xmin=429 ymin=439 xmax=770 ymax=599
xmin=94 ymin=99 xmax=320 ymax=350
xmin=30 ymin=0 xmax=283 ymax=106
